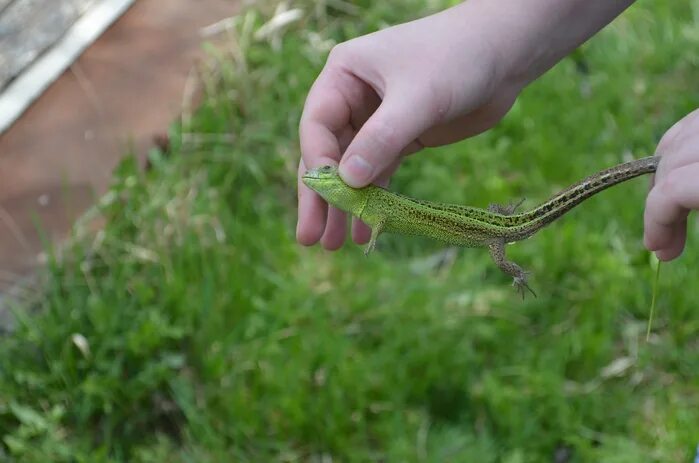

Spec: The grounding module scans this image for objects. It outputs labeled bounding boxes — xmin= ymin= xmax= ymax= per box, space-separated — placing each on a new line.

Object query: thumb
xmin=339 ymin=89 xmax=440 ymax=187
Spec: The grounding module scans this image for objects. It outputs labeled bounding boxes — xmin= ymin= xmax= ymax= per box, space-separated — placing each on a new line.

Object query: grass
xmin=1 ymin=0 xmax=699 ymax=461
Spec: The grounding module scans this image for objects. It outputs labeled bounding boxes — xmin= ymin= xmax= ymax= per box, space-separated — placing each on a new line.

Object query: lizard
xmin=302 ymin=156 xmax=660 ymax=297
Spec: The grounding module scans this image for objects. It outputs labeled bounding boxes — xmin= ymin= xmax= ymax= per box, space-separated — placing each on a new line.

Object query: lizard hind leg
xmin=488 ymin=238 xmax=536 ymax=299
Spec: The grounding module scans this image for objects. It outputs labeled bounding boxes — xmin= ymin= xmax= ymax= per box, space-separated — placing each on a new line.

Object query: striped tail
xmin=517 ymin=156 xmax=659 ymax=228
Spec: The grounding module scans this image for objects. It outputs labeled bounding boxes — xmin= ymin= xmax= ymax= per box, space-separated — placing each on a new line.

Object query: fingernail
xmin=340 ymin=155 xmax=373 ymax=187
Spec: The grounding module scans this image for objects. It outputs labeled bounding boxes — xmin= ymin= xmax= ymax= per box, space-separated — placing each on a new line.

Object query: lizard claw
xmin=513 ymin=274 xmax=537 ymax=299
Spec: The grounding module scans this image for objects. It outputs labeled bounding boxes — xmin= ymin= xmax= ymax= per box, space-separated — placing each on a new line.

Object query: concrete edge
xmin=0 ymin=0 xmax=136 ymax=135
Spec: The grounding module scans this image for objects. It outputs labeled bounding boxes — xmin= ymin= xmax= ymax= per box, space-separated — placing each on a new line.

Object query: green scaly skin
xmin=302 ymin=156 xmax=659 ymax=297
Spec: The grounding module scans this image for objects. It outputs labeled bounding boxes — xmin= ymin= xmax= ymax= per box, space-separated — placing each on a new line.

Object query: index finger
xmin=297 ymin=69 xmax=352 ymax=245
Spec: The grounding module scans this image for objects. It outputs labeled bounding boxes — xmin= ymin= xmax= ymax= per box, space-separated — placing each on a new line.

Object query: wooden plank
xmin=0 ymin=0 xmax=134 ymax=133
xmin=0 ymin=1 xmax=13 ymax=13
xmin=0 ymin=0 xmax=96 ymax=89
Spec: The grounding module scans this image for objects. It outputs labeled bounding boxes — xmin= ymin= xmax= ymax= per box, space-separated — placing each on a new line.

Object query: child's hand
xmin=297 ymin=0 xmax=634 ymax=250
xmin=297 ymin=4 xmax=517 ymax=249
xmin=645 ymin=109 xmax=699 ymax=260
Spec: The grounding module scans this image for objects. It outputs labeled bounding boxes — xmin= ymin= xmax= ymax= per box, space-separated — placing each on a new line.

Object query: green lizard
xmin=302 ymin=156 xmax=659 ymax=297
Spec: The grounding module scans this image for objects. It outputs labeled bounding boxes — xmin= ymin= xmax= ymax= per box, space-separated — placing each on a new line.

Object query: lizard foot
xmin=513 ymin=272 xmax=537 ymax=299
xmin=364 ymin=222 xmax=384 ymax=257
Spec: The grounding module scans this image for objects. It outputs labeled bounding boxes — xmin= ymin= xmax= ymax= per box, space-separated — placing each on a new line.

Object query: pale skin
xmin=645 ymin=109 xmax=699 ymax=261
xmin=297 ymin=0 xmax=695 ymax=262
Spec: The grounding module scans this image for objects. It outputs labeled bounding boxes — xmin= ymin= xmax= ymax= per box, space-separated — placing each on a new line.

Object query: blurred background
xmin=0 ymin=0 xmax=698 ymax=461
xmin=0 ymin=0 xmax=236 ymax=287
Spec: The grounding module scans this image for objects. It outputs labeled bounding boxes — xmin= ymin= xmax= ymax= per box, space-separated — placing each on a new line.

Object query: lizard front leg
xmin=488 ymin=238 xmax=536 ymax=299
xmin=364 ymin=219 xmax=385 ymax=256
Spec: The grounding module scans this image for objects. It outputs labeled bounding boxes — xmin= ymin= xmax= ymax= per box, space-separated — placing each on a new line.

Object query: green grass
xmin=1 ymin=0 xmax=699 ymax=461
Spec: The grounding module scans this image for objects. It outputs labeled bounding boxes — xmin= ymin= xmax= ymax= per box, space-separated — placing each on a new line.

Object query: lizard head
xmin=302 ymin=165 xmax=340 ymax=183
xmin=302 ymin=165 xmax=366 ymax=215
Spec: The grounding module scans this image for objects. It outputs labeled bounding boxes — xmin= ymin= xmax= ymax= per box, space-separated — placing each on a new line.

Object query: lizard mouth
xmin=302 ymin=170 xmax=319 ymax=180
xmin=302 ymin=165 xmax=338 ymax=181
xmin=301 ymin=169 xmax=324 ymax=189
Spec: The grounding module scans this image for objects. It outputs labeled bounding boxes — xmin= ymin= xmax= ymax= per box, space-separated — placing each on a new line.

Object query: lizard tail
xmin=514 ymin=155 xmax=659 ymax=233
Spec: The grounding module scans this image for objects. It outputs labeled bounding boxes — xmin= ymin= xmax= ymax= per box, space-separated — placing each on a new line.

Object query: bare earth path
xmin=0 ymin=0 xmax=239 ymax=290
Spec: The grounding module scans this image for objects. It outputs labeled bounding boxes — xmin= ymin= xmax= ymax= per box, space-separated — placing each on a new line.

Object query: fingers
xmin=321 ymin=125 xmax=363 ymax=247
xmin=643 ymin=109 xmax=699 ymax=260
xmin=653 ymin=223 xmax=686 ymax=262
xmin=321 ymin=206 xmax=348 ymax=250
xmin=351 ymin=218 xmax=372 ymax=245
xmin=644 ymin=162 xmax=699 ymax=260
xmin=297 ymin=159 xmax=327 ymax=245
xmin=297 ymin=69 xmax=353 ymax=247
xmin=338 ymin=88 xmax=440 ymax=187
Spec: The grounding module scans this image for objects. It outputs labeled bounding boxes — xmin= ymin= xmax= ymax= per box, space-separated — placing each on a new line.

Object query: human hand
xmin=297 ymin=3 xmax=520 ymax=249
xmin=644 ymin=109 xmax=699 ymax=261
xmin=297 ymin=0 xmax=634 ymax=250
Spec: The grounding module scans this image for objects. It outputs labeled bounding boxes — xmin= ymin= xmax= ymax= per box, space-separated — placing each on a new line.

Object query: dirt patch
xmin=0 ymin=0 xmax=239 ymax=289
